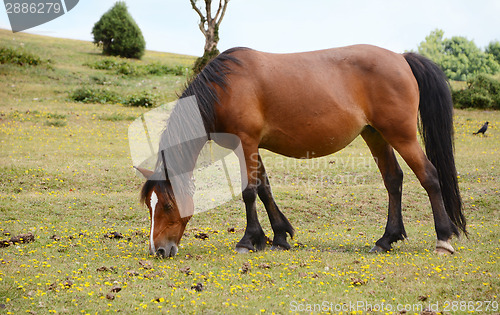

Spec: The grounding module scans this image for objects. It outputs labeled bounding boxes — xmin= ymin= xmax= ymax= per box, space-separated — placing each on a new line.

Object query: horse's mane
xmin=180 ymin=47 xmax=248 ymax=134
xmin=139 ymin=47 xmax=248 ymax=207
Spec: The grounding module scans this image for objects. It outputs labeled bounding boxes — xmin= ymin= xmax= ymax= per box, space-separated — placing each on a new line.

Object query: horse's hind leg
xmin=256 ymin=155 xmax=294 ymax=250
xmin=361 ymin=127 xmax=406 ymax=252
xmin=390 ymin=139 xmax=457 ymax=254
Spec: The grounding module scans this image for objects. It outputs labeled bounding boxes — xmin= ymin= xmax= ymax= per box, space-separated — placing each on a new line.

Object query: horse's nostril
xmin=155 ymin=244 xmax=178 ymax=258
xmin=170 ymin=245 xmax=178 ymax=257
xmin=156 ymin=247 xmax=167 ymax=258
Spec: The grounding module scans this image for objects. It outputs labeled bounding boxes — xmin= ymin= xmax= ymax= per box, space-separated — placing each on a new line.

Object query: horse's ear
xmin=134 ymin=166 xmax=154 ymax=179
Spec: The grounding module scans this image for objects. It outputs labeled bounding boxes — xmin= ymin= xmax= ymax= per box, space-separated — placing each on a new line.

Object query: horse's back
xmin=215 ymin=45 xmax=419 ymax=158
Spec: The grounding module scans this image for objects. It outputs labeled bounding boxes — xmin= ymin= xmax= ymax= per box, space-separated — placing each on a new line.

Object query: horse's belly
xmin=259 ymin=126 xmax=361 ymax=159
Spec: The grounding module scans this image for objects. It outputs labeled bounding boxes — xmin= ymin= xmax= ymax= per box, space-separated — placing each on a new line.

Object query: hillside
xmin=0 ymin=28 xmax=195 ymax=110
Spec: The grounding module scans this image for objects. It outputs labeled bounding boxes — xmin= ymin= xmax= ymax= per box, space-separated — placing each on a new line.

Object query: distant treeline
xmin=417 ymin=29 xmax=500 ymax=109
xmin=417 ymin=29 xmax=500 ymax=81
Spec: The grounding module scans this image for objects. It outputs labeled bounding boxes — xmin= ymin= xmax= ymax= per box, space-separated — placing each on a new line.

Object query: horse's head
xmin=136 ymin=167 xmax=192 ymax=258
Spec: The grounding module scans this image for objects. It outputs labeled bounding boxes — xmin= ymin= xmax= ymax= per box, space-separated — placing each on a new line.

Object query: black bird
xmin=473 ymin=121 xmax=489 ymax=135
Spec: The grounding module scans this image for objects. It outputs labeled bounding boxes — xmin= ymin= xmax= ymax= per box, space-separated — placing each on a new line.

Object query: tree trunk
xmin=204 ymin=20 xmax=219 ymax=52
xmin=190 ymin=0 xmax=229 ymax=74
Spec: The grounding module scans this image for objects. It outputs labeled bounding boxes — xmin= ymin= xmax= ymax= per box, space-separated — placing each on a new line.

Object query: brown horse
xmin=136 ymin=44 xmax=466 ymax=258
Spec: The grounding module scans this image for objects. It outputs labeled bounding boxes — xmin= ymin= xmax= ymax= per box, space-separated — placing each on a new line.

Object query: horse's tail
xmin=403 ymin=52 xmax=466 ymax=236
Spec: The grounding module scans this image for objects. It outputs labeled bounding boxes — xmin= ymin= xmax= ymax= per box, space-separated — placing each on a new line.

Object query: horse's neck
xmin=180 ymin=137 xmax=208 ymax=176
xmin=165 ymin=136 xmax=206 ymax=198
xmin=159 ymin=132 xmax=208 ymax=177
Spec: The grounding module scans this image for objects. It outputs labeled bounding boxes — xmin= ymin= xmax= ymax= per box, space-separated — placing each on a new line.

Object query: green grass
xmin=0 ymin=29 xmax=499 ymax=314
xmin=97 ymin=113 xmax=137 ymax=122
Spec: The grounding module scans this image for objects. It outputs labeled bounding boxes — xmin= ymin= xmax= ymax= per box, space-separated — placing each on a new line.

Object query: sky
xmin=1 ymin=0 xmax=499 ymax=57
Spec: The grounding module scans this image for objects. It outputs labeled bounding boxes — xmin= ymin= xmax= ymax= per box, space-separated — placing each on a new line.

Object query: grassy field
xmin=0 ymin=30 xmax=499 ymax=314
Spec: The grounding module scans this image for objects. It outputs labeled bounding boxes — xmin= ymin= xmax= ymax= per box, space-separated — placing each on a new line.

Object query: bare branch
xmin=216 ymin=0 xmax=229 ymax=27
xmin=190 ymin=0 xmax=207 ymax=35
xmin=190 ymin=0 xmax=205 ymax=21
xmin=198 ymin=22 xmax=207 ymax=36
xmin=214 ymin=0 xmax=223 ymax=21
xmin=206 ymin=0 xmax=212 ymax=23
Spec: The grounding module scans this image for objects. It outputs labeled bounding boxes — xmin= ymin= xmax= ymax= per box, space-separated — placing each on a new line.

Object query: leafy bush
xmin=115 ymin=62 xmax=139 ymax=75
xmin=87 ymin=59 xmax=122 ymax=70
xmin=144 ymin=63 xmax=186 ymax=76
xmin=69 ymin=87 xmax=156 ymax=107
xmin=92 ymin=2 xmax=146 ymax=59
xmin=123 ymin=92 xmax=157 ymax=107
xmin=86 ymin=58 xmax=187 ymax=76
xmin=86 ymin=58 xmax=140 ymax=75
xmin=453 ymin=74 xmax=500 ymax=110
xmin=0 ymin=46 xmax=43 ymax=66
xmin=69 ymin=87 xmax=120 ymax=104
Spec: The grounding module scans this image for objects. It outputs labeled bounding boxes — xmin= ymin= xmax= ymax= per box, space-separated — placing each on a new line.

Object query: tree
xmin=92 ymin=2 xmax=146 ymax=59
xmin=417 ymin=29 xmax=500 ymax=81
xmin=190 ymin=0 xmax=230 ymax=74
xmin=486 ymin=41 xmax=500 ymax=65
xmin=417 ymin=29 xmax=445 ymax=64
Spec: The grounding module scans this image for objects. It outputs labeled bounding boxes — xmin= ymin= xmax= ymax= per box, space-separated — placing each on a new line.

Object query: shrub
xmin=92 ymin=2 xmax=146 ymax=59
xmin=86 ymin=58 xmax=187 ymax=77
xmin=69 ymin=87 xmax=120 ymax=104
xmin=453 ymin=74 xmax=500 ymax=110
xmin=144 ymin=63 xmax=187 ymax=76
xmin=115 ymin=62 xmax=140 ymax=75
xmin=0 ymin=46 xmax=43 ymax=66
xmin=124 ymin=92 xmax=157 ymax=107
xmin=69 ymin=87 xmax=156 ymax=107
xmin=87 ymin=58 xmax=122 ymax=70
xmin=85 ymin=58 xmax=141 ymax=75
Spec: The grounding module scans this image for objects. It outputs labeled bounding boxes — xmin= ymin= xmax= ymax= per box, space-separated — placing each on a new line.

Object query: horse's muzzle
xmin=153 ymin=242 xmax=178 ymax=258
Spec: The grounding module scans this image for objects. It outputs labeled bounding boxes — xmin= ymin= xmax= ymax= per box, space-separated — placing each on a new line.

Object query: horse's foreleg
xmin=235 ymin=145 xmax=267 ymax=253
xmin=235 ymin=185 xmax=267 ymax=252
xmin=361 ymin=127 xmax=405 ymax=252
xmin=256 ymin=155 xmax=294 ymax=250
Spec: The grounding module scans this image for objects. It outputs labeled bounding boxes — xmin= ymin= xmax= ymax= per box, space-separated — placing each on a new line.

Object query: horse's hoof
xmin=255 ymin=241 xmax=267 ymax=251
xmin=435 ymin=240 xmax=454 ymax=255
xmin=369 ymin=245 xmax=387 ymax=253
xmin=434 ymin=247 xmax=453 ymax=255
xmin=235 ymin=247 xmax=251 ymax=254
xmin=271 ymin=245 xmax=288 ymax=251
